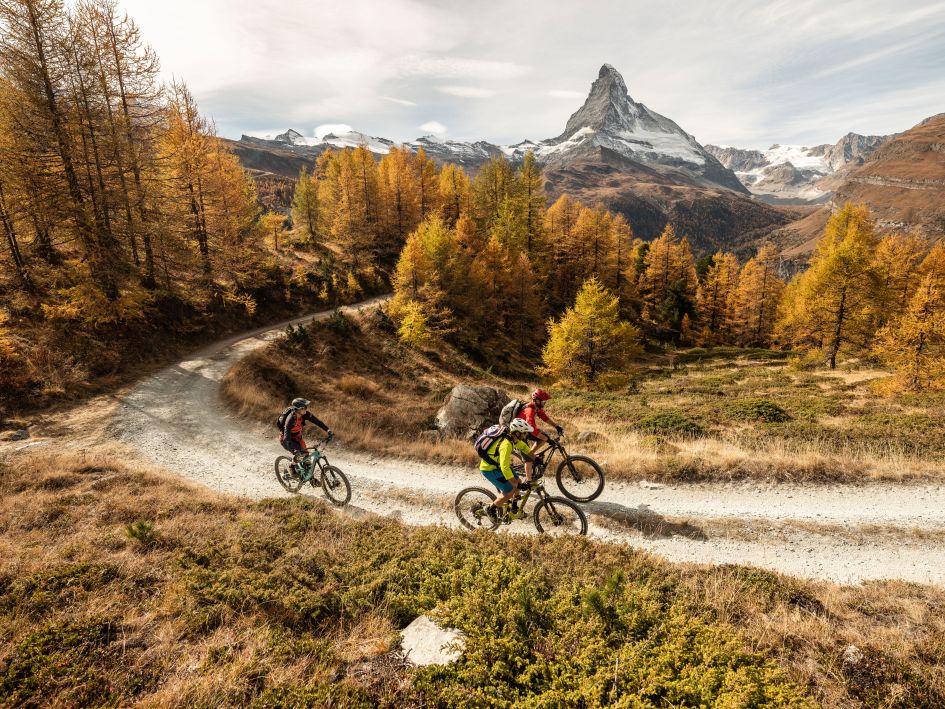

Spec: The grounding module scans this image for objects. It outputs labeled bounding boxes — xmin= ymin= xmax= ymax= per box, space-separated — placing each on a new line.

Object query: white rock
xmin=639 ymin=480 xmax=665 ymax=490
xmin=400 ymin=615 xmax=465 ymax=667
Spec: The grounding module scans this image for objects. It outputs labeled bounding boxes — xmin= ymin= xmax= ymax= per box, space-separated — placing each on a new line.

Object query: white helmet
xmin=509 ymin=418 xmax=533 ymax=434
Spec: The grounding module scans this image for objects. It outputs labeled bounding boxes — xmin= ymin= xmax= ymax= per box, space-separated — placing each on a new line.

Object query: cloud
xmin=396 ymin=55 xmax=530 ymax=79
xmin=314 ymin=124 xmax=354 ymax=139
xmin=547 ymin=90 xmax=585 ymax=99
xmin=419 ymin=121 xmax=447 ymax=135
xmin=437 ymin=86 xmax=495 ymax=98
xmin=384 ymin=97 xmax=417 ymax=106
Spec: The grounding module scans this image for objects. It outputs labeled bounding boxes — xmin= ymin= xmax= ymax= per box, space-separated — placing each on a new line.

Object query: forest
xmin=2 ymin=0 xmax=943 ymax=418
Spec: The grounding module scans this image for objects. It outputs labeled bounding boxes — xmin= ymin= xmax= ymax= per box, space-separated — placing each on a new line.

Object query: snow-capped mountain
xmin=706 ymin=133 xmax=893 ymax=204
xmin=239 ymin=64 xmax=744 ymax=193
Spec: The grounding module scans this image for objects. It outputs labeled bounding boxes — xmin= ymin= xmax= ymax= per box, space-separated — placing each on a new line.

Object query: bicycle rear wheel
xmin=320 ymin=465 xmax=352 ymax=507
xmin=533 ymin=496 xmax=588 ymax=536
xmin=275 ymin=456 xmax=304 ymax=493
xmin=455 ymin=487 xmax=500 ymax=531
xmin=555 ymin=455 xmax=605 ymax=503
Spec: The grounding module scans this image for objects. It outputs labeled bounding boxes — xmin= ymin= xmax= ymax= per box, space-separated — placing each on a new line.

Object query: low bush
xmin=726 ymin=398 xmax=791 ymax=423
xmin=635 ymin=411 xmax=705 ymax=437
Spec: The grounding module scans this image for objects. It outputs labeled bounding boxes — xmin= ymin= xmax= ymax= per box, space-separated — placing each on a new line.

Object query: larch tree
xmin=517 ymin=151 xmax=546 ymax=257
xmin=775 ymin=203 xmax=883 ymax=368
xmin=732 ymin=244 xmax=785 ymax=347
xmin=639 ymin=224 xmax=698 ymax=336
xmin=437 ymin=163 xmax=470 ymax=228
xmin=292 ymin=166 xmax=322 ymax=247
xmin=696 ymin=251 xmax=740 ymax=345
xmin=873 ymin=243 xmax=945 ymax=390
xmin=542 ymin=276 xmax=642 ymax=384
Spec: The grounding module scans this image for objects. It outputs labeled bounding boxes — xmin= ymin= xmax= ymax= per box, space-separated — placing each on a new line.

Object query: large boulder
xmin=435 ymin=385 xmax=510 ymax=440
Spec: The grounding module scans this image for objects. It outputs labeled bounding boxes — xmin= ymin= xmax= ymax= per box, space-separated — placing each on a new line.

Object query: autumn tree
xmin=731 ymin=244 xmax=785 ymax=347
xmin=542 ymin=276 xmax=641 ymax=384
xmin=775 ymin=203 xmax=883 ymax=368
xmin=437 ymin=163 xmax=470 ymax=228
xmin=873 ymin=243 xmax=945 ymax=390
xmin=696 ymin=251 xmax=740 ymax=345
xmin=292 ymin=166 xmax=322 ymax=246
xmin=639 ymin=224 xmax=698 ymax=337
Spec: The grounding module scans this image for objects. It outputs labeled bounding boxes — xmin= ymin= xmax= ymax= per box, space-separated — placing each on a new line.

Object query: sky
xmin=119 ymin=0 xmax=945 ymax=149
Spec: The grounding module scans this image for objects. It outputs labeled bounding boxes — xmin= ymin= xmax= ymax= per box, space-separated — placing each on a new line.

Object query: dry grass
xmin=1 ymin=447 xmax=943 ymax=706
xmin=222 ymin=313 xmax=945 ymax=485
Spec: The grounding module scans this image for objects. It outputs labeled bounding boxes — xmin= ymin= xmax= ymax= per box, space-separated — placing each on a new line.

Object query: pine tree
xmin=414 ymin=146 xmax=439 ymax=221
xmin=542 ymin=276 xmax=641 ymax=384
xmin=775 ymin=203 xmax=882 ymax=368
xmin=471 ymin=156 xmax=515 ymax=236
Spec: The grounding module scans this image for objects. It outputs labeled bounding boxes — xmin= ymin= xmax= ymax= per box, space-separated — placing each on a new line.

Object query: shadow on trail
xmin=586 ymin=500 xmax=708 ymax=541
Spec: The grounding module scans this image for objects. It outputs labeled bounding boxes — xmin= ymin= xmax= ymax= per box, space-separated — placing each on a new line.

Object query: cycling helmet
xmin=509 ymin=418 xmax=534 ymax=434
xmin=532 ymin=388 xmax=551 ymax=402
xmin=291 ymin=397 xmax=311 ymax=410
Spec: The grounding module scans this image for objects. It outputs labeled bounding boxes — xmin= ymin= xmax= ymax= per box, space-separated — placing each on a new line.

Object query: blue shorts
xmin=481 ymin=468 xmax=519 ymax=494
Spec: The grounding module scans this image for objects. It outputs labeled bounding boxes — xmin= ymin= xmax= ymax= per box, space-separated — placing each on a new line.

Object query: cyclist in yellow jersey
xmin=480 ymin=418 xmax=535 ymax=522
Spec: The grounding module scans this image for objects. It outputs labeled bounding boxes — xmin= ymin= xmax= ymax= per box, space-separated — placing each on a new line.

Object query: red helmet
xmin=532 ymin=388 xmax=551 ymax=402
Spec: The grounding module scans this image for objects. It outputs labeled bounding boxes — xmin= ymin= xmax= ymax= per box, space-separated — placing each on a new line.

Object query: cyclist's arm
xmin=498 ymin=440 xmax=518 ymax=481
xmin=304 ymin=412 xmax=330 ymax=433
xmin=282 ymin=412 xmax=295 ymax=441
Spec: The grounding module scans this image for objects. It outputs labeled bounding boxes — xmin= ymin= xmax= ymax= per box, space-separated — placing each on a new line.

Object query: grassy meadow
xmin=1 ymin=448 xmax=943 ymax=707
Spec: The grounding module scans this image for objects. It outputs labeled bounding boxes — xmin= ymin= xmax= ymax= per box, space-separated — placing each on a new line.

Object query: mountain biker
xmin=280 ymin=398 xmax=333 ymax=465
xmin=481 ymin=418 xmax=536 ymax=523
xmin=520 ymin=388 xmax=564 ymax=444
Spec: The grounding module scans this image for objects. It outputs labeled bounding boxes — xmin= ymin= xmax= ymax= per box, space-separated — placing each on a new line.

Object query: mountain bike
xmin=517 ymin=435 xmax=605 ymax=503
xmin=454 ymin=468 xmax=587 ymax=536
xmin=274 ymin=438 xmax=351 ymax=507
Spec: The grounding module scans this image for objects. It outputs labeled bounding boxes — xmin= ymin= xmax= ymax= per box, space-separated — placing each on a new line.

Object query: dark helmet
xmin=291 ymin=397 xmax=311 ymax=410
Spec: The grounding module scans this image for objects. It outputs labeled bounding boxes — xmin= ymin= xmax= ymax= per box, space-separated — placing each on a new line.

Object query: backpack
xmin=275 ymin=407 xmax=295 ymax=434
xmin=498 ymin=399 xmax=526 ymax=426
xmin=474 ymin=424 xmax=509 ymax=467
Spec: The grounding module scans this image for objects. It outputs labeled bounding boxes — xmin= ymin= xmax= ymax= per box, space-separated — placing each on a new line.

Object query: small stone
xmin=639 ymin=480 xmax=665 ymax=490
xmin=400 ymin=615 xmax=465 ymax=667
xmin=841 ymin=644 xmax=863 ymax=669
xmin=1 ymin=429 xmax=29 ymax=442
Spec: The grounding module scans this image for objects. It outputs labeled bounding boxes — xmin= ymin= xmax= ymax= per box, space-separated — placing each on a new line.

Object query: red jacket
xmin=520 ymin=402 xmax=550 ymax=432
xmin=281 ymin=410 xmax=329 ymax=448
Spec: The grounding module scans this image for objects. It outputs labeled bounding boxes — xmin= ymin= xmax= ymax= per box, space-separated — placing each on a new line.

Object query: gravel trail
xmin=114 ymin=300 xmax=945 ymax=586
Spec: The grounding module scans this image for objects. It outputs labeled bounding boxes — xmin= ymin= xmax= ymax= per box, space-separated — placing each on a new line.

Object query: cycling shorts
xmin=481 ymin=467 xmax=519 ymax=494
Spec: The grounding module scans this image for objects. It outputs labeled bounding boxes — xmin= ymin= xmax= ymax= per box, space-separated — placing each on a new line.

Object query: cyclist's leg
xmin=482 ymin=468 xmax=518 ymax=508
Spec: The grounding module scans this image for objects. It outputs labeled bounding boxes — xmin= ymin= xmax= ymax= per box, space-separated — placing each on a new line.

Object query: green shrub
xmin=283 ymin=323 xmax=310 ymax=348
xmin=726 ymin=398 xmax=791 ymax=423
xmin=125 ymin=520 xmax=156 ymax=546
xmin=636 ymin=411 xmax=704 ymax=437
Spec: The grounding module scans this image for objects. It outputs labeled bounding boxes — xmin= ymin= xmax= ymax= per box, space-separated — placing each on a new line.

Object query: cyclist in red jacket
xmin=519 ymin=388 xmax=564 ymax=444
xmin=280 ymin=397 xmax=332 ymax=460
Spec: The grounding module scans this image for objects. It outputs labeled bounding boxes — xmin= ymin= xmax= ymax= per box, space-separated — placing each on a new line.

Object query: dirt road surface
xmin=104 ymin=299 xmax=945 ymax=586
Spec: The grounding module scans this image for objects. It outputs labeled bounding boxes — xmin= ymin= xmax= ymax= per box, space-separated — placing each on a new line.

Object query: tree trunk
xmin=827 ymin=289 xmax=847 ymax=370
xmin=0 ymin=180 xmax=34 ymax=293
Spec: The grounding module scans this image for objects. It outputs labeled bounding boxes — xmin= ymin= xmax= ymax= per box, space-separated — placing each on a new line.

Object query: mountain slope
xmin=772 ymin=114 xmax=945 ymax=259
xmin=706 ymin=133 xmax=893 ymax=204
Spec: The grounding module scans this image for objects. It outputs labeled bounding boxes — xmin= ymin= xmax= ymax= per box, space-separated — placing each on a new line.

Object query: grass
xmin=224 ymin=309 xmax=945 ymax=484
xmin=1 ymin=448 xmax=943 ymax=706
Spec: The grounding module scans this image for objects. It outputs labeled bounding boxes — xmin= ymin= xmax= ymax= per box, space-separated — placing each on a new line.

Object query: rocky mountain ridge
xmin=706 ymin=133 xmax=893 ymax=204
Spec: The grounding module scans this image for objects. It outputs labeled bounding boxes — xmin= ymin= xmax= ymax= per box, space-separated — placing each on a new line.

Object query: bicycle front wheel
xmin=275 ymin=456 xmax=304 ymax=493
xmin=533 ymin=496 xmax=588 ymax=536
xmin=555 ymin=455 xmax=605 ymax=503
xmin=455 ymin=487 xmax=500 ymax=531
xmin=320 ymin=465 xmax=352 ymax=507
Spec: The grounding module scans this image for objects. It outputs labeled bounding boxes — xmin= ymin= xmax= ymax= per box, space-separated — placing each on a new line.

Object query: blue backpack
xmin=474 ymin=424 xmax=508 ymax=467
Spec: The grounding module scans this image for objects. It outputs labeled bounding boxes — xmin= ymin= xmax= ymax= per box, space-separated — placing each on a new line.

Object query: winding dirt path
xmin=111 ymin=300 xmax=945 ymax=586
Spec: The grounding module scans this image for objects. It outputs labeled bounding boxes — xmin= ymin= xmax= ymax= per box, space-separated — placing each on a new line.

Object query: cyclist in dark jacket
xmin=280 ymin=397 xmax=332 ymax=459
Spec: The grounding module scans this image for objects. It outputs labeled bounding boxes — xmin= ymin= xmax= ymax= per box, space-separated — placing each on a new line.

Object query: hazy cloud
xmin=118 ymin=0 xmax=945 ymax=148
xmin=437 ymin=86 xmax=496 ymax=98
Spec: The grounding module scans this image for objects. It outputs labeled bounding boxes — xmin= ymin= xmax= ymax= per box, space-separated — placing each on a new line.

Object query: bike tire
xmin=454 ymin=487 xmax=500 ymax=531
xmin=533 ymin=496 xmax=588 ymax=536
xmin=320 ymin=465 xmax=352 ymax=507
xmin=275 ymin=456 xmax=304 ymax=493
xmin=555 ymin=455 xmax=605 ymax=503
